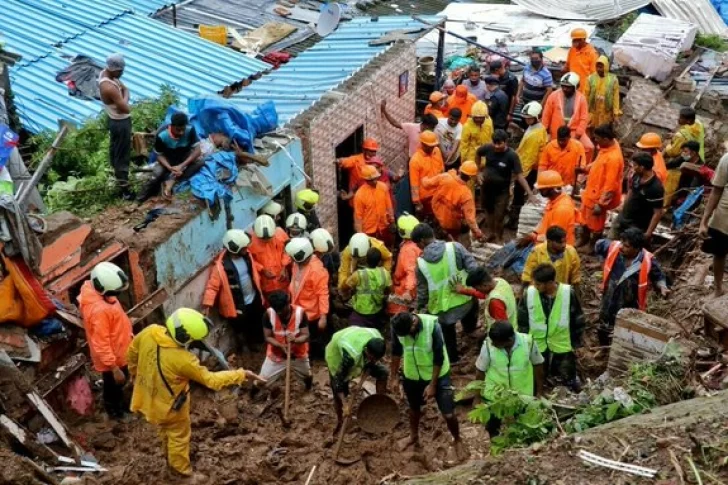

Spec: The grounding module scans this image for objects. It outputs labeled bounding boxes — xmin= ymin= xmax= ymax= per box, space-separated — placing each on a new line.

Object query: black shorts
xmin=701 ymin=227 xmax=728 ymax=257
xmin=401 ymin=374 xmax=455 ymax=414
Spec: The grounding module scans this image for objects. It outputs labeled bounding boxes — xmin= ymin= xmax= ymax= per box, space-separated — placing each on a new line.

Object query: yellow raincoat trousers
xmin=127 ymin=325 xmax=245 ymax=476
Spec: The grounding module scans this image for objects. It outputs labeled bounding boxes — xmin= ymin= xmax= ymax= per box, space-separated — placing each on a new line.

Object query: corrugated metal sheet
xmin=7 ymin=4 xmax=270 ymax=133
xmin=511 ymin=0 xmax=650 ymax=21
xmin=112 ymin=0 xmax=178 ymax=15
xmin=226 ymin=16 xmax=441 ymax=126
xmin=653 ymin=0 xmax=728 ymax=35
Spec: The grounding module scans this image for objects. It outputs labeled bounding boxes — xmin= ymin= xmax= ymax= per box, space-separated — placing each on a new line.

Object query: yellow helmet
xmin=397 ymin=213 xmax=420 ymax=239
xmin=295 ymin=189 xmax=320 ymax=211
xmin=166 ymin=308 xmax=212 ymax=346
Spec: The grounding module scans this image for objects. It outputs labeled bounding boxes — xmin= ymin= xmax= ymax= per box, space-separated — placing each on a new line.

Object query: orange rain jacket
xmin=543 ymin=90 xmax=589 ymax=140
xmin=581 ymin=142 xmax=624 ymax=232
xmin=448 ymin=86 xmax=477 ymax=124
xmin=651 ymin=152 xmax=667 ymax=184
xmin=409 ymin=147 xmax=445 ymax=205
xmin=423 ymin=170 xmax=477 ymax=232
xmin=387 ymin=240 xmax=422 ymax=315
xmin=565 ymin=43 xmax=599 ymax=93
xmin=533 ymin=192 xmax=580 ymax=245
xmin=202 ymin=251 xmax=257 ymax=319
xmin=289 ymin=255 xmax=330 ymax=321
xmin=247 ymin=228 xmax=291 ymax=296
xmin=78 ymin=280 xmax=133 ymax=372
xmin=539 ymin=138 xmax=586 ymax=186
xmin=339 ymin=153 xmax=367 ymax=194
xmin=353 ymin=181 xmax=394 ymax=235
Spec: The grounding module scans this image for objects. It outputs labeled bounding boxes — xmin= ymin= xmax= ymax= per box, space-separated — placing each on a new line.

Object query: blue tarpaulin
xmin=175 ymin=151 xmax=239 ymax=205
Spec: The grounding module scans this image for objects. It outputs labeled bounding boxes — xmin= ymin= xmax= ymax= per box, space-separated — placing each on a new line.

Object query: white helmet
xmin=522 ymin=101 xmax=543 ymax=118
xmin=560 ymin=72 xmax=580 ymax=88
xmin=254 ymin=214 xmax=276 ymax=239
xmin=222 ymin=229 xmax=250 ymax=254
xmin=310 ymin=228 xmax=334 ymax=253
xmin=286 ymin=237 xmax=314 ymax=263
xmin=259 ymin=201 xmax=283 ymax=218
xmin=349 ymin=233 xmax=370 ymax=258
xmin=90 ymin=262 xmax=128 ymax=295
xmin=285 ymin=213 xmax=307 ymax=231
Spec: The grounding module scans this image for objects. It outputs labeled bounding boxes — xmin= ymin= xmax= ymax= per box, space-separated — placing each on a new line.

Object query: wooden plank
xmin=126 ymin=287 xmax=168 ymax=325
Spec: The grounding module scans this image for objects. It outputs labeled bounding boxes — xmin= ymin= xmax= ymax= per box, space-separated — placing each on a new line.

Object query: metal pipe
xmin=434 ymin=26 xmax=446 ymax=90
xmin=412 ymin=15 xmax=526 ymax=66
xmin=172 ymin=4 xmax=177 ymax=28
xmin=16 ymin=125 xmax=69 ymax=206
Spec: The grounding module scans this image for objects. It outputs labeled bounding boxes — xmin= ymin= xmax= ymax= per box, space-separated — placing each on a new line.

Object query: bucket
xmin=419 ymin=56 xmax=435 ymax=74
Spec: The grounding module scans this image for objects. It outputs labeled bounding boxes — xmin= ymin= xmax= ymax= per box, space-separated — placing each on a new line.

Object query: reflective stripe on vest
xmin=396 ymin=314 xmax=450 ymax=381
xmin=587 ymin=74 xmax=616 ymax=111
xmin=602 ymin=242 xmax=653 ymax=310
xmin=526 ymin=284 xmax=572 ymax=353
xmin=483 ymin=333 xmax=534 ymax=400
xmin=267 ymin=306 xmax=308 ymax=361
xmin=352 ymin=267 xmax=389 ymax=315
xmin=325 ymin=327 xmax=382 ymax=380
xmin=484 ymin=278 xmax=518 ymax=330
xmin=417 ymin=243 xmax=471 ymax=314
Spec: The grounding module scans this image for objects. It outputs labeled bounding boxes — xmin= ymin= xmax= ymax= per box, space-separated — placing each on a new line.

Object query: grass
xmin=695 ymin=34 xmax=728 ymax=52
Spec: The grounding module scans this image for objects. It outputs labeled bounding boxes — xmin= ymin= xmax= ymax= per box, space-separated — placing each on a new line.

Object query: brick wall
xmin=293 ymin=41 xmax=418 ymax=244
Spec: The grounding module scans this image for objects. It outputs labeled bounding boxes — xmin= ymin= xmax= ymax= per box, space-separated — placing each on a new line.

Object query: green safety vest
xmin=351 ymin=267 xmax=391 ymax=315
xmin=526 ymin=284 xmax=573 ymax=354
xmin=397 ymin=314 xmax=450 ymax=381
xmin=484 ymin=278 xmax=517 ymax=330
xmin=325 ymin=327 xmax=382 ymax=380
xmin=587 ymin=74 xmax=617 ymax=112
xmin=482 ymin=332 xmax=534 ymax=400
xmin=417 ymin=243 xmax=471 ymax=314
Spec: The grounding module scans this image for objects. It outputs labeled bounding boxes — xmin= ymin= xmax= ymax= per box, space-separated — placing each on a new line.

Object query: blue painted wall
xmin=153 ymin=138 xmax=306 ymax=291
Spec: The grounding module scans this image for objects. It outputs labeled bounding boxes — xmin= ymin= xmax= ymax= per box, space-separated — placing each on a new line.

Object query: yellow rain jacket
xmin=338 ymin=236 xmax=393 ymax=292
xmin=664 ymin=119 xmax=705 ymax=206
xmin=516 ymin=122 xmax=549 ymax=175
xmin=584 ymin=55 xmax=621 ymax=128
xmin=460 ymin=117 xmax=494 ymax=165
xmin=127 ymin=325 xmax=245 ymax=475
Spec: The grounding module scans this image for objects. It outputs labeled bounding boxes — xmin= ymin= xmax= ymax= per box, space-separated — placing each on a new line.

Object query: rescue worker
xmin=247 ymin=214 xmax=291 ymax=303
xmin=258 ymin=290 xmax=312 ymax=389
xmin=285 ymin=212 xmax=308 ymax=238
xmin=335 ymin=137 xmax=381 ymax=203
xmin=259 ymin=200 xmax=284 ymax=226
xmin=520 ymin=170 xmax=580 ymax=245
xmin=585 ymin=55 xmax=621 ymax=129
xmin=636 ymin=133 xmax=667 ymax=184
xmin=410 ymin=131 xmax=445 ymax=217
xmin=381 ymin=100 xmax=439 ymax=157
xmin=664 ymin=108 xmax=705 ymax=207
xmin=78 ymin=262 xmax=133 ymax=420
xmin=295 ymin=188 xmax=321 ymax=232
xmin=563 ymin=28 xmax=598 ymax=94
xmin=387 ymin=214 xmax=422 ymax=315
xmin=202 ymin=230 xmax=263 ymax=351
xmin=474 ymin=321 xmax=544 ymax=436
xmin=543 ymin=73 xmax=594 ymax=163
xmin=611 ymin=153 xmax=665 ymax=241
xmin=459 ymin=101 xmax=493 ymax=164
xmin=343 ymin=248 xmax=392 ymax=330
xmin=425 ymin=91 xmax=448 ymax=119
xmin=511 ymin=101 xmax=549 ymax=229
xmin=522 ymin=226 xmax=581 ymax=288
xmin=338 ymin=232 xmax=393 ymax=292
xmin=518 ymin=264 xmax=585 ymax=391
xmin=354 ymin=165 xmax=395 ymax=247
xmin=310 ymin=229 xmax=339 ymax=357
xmin=448 ymin=85 xmax=477 ymax=124
xmin=422 ymin=160 xmax=483 ymax=245
xmin=127 ymin=308 xmax=265 ymax=482
xmin=326 ymin=327 xmax=388 ymax=434
xmin=389 ymin=312 xmax=467 ymax=460
xmin=578 ymin=124 xmax=624 ymax=247
xmin=286 ymin=237 xmax=329 ymax=337
xmin=539 ymin=126 xmax=586 ymax=187
xmin=596 ymin=227 xmax=669 ymax=345
xmin=412 ymin=223 xmax=479 ymax=363
xmin=454 ymin=266 xmax=517 ymax=330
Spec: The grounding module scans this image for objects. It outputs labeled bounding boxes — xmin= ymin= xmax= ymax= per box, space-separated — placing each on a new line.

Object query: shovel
xmin=333 ymin=372 xmax=367 ymax=466
xmin=283 ymin=341 xmax=292 ymax=425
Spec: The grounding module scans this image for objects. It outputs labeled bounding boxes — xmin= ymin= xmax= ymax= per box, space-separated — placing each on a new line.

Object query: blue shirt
xmin=154 ymin=126 xmax=200 ymax=166
xmin=231 ymin=257 xmax=255 ymax=305
xmin=522 ymin=65 xmax=553 ymax=102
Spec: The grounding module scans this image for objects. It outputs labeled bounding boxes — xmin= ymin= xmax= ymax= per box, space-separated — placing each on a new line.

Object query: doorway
xmin=335 ymin=125 xmax=364 ymax=245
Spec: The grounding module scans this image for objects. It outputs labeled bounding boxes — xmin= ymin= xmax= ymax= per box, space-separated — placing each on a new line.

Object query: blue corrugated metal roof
xmin=8 ymin=4 xmax=269 ymax=133
xmin=227 ymin=16 xmax=441 ymax=126
xmin=112 ymin=0 xmax=178 ymax=15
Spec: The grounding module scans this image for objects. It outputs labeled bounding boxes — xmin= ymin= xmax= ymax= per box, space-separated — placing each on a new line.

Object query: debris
xmin=577 ymin=450 xmax=658 ymax=477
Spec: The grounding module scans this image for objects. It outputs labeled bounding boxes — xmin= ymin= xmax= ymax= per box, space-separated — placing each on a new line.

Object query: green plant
xmin=695 ymin=34 xmax=728 ymax=52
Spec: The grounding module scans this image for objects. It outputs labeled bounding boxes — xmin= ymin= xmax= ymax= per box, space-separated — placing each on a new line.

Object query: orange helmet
xmin=361 ymin=164 xmax=380 ymax=181
xmin=636 ymin=133 xmax=662 ymax=149
xmin=362 ymin=138 xmax=379 ymax=151
xmin=429 ymin=91 xmax=445 ymax=104
xmin=460 ymin=160 xmax=478 ymax=177
xmin=571 ymin=28 xmax=588 ymax=40
xmin=536 ymin=170 xmax=564 ymax=189
xmin=420 ymin=131 xmax=439 ymax=147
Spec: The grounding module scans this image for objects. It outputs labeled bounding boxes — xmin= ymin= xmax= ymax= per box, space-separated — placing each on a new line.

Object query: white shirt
xmin=435 ymin=118 xmax=462 ymax=159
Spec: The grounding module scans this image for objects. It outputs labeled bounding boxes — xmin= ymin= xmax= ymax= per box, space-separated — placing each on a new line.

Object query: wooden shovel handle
xmin=284 ymin=341 xmax=292 ymax=421
xmin=333 ymin=372 xmax=367 ymax=460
